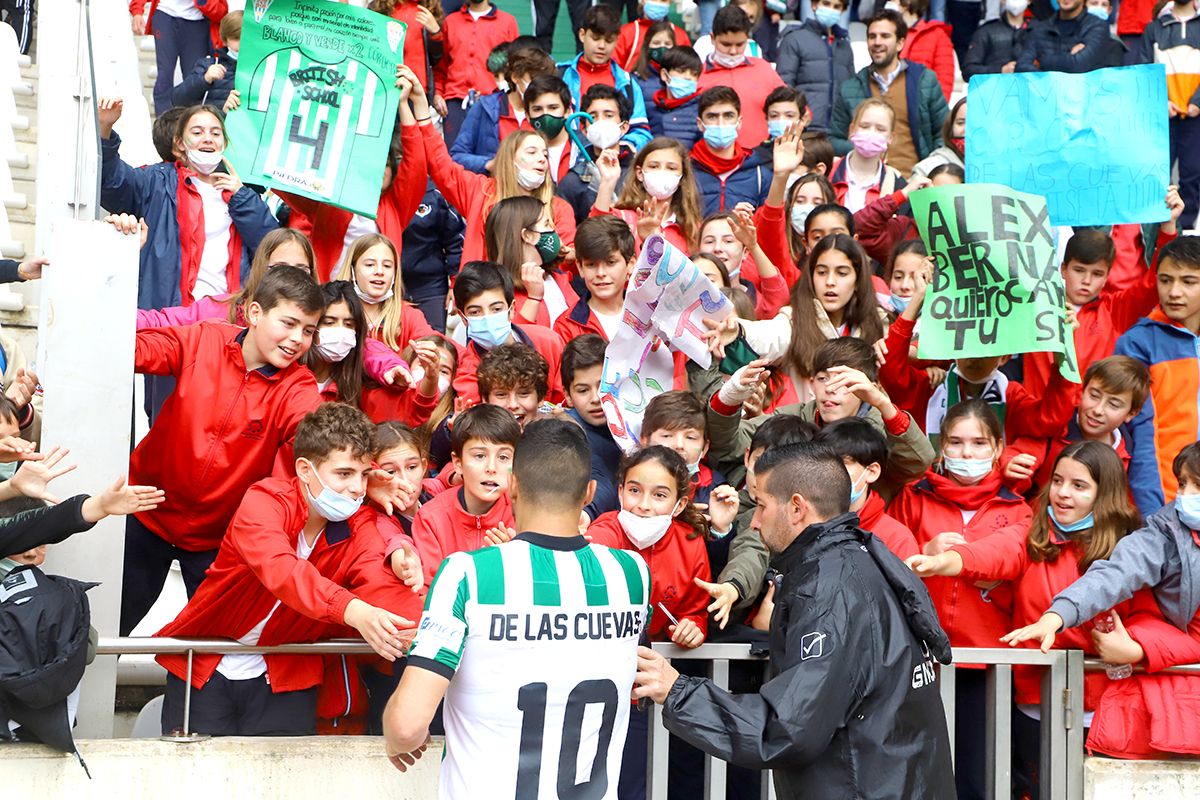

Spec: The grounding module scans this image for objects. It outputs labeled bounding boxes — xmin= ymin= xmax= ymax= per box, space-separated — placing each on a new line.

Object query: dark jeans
xmin=1 ymin=0 xmax=34 ymax=55
xmin=406 ymin=287 xmax=449 ymax=333
xmin=163 ymin=673 xmax=317 ymax=736
xmin=1171 ymin=115 xmax=1200 ymax=231
xmin=120 ymin=513 xmax=217 ymax=635
xmin=532 ymin=0 xmax=592 ymax=53
xmin=151 ymin=10 xmax=211 ymax=114
xmin=442 ymin=99 xmax=470 ymax=148
xmin=946 ymin=0 xmax=983 ymax=65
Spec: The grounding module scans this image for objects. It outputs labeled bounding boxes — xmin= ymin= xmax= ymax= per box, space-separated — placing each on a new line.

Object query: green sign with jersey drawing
xmin=226 ymin=0 xmax=404 ymax=217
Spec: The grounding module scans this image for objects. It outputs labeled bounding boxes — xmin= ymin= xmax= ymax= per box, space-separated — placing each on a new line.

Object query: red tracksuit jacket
xmin=410 ymin=486 xmax=515 ymax=587
xmin=453 ymin=321 xmax=564 ymax=405
xmin=889 ymin=470 xmax=1032 ymax=649
xmin=952 ymin=530 xmax=1127 ymax=708
xmin=878 ymin=314 xmax=1078 ymax=439
xmin=130 ymin=321 xmax=321 ymax=552
xmin=434 ymin=5 xmax=520 ymax=101
xmin=1000 ymin=416 xmax=1132 ymax=499
xmin=857 ymin=490 xmax=919 ymax=560
xmin=587 ymin=512 xmax=711 ymax=641
xmin=156 ymin=478 xmax=421 ymax=692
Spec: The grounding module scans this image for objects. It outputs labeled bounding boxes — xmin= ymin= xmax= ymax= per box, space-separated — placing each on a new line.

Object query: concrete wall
xmin=1084 ymin=757 xmax=1200 ymax=800
xmin=0 ymin=737 xmax=443 ymax=799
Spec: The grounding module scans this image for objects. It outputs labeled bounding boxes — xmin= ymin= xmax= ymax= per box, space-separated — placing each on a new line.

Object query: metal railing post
xmin=985 ymin=664 xmax=1013 ymax=800
xmin=939 ymin=663 xmax=957 ymax=766
xmin=1044 ymin=651 xmax=1069 ymax=800
xmin=705 ymin=657 xmax=729 ymax=800
xmin=648 ymin=701 xmax=669 ymax=800
xmin=1065 ymin=650 xmax=1085 ymax=800
xmin=183 ymin=649 xmax=193 ymax=736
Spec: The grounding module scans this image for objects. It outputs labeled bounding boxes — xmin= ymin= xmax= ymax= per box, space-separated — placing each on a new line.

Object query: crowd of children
xmin=4 ymin=0 xmax=1199 ymax=791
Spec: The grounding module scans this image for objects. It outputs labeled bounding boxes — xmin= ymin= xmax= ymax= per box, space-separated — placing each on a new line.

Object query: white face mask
xmin=618 ymin=508 xmax=675 ymax=549
xmin=642 ymin=169 xmax=683 ymax=200
xmin=496 ymin=78 xmax=510 ymax=93
xmin=410 ymin=365 xmax=453 ymax=396
xmin=353 ymin=280 xmax=393 ymax=305
xmin=1004 ymin=0 xmax=1029 ymax=15
xmin=942 ymin=454 xmax=994 ymax=484
xmin=711 ymin=50 xmax=746 ymax=69
xmin=314 ymin=326 xmax=356 ymax=362
xmin=586 ymin=119 xmax=624 ymax=150
xmin=187 ymin=147 xmax=225 ymax=175
xmin=227 ymin=48 xmax=239 ymax=60
xmin=516 ymin=166 xmax=546 ymax=190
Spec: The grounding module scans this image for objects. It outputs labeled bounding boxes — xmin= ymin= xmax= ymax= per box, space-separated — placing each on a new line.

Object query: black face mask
xmin=531 ymin=113 xmax=566 ymax=139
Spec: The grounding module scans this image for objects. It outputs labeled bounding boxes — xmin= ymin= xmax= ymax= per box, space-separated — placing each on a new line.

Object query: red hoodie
xmin=1022 ymin=227 xmax=1174 ymax=396
xmin=889 ymin=469 xmax=1032 ymax=649
xmin=453 ymin=321 xmax=565 ymax=406
xmin=130 ymin=321 xmax=321 ymax=552
xmin=878 ymin=314 xmax=1078 ymax=439
xmin=857 ymin=490 xmax=919 ymax=560
xmin=280 ymin=124 xmax=428 ymax=282
xmin=156 ymin=478 xmax=421 ymax=692
xmin=950 ymin=525 xmax=1128 ymax=708
xmin=410 ymin=486 xmax=515 ymax=587
xmin=900 ymin=20 xmax=955 ymax=100
xmin=587 ymin=511 xmax=711 ymax=641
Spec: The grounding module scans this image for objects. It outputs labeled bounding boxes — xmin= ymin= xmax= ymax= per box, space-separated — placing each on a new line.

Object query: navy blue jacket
xmin=567 ymin=408 xmax=622 ymax=522
xmin=693 ymin=150 xmax=773 ymax=215
xmin=449 ymin=91 xmax=508 ymax=175
xmin=647 ymin=92 xmax=701 ymax=149
xmin=171 ymin=47 xmax=237 ymax=109
xmin=401 ymin=179 xmax=465 ymax=299
xmin=1017 ymin=11 xmax=1109 ymax=73
xmin=100 ymin=133 xmax=277 ymax=310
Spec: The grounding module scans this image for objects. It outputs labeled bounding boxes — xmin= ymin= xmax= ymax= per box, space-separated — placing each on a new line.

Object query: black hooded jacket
xmin=661 ymin=512 xmax=955 ymax=800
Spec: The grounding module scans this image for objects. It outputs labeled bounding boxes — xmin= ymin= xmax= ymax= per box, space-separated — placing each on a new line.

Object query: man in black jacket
xmin=1017 ymin=0 xmax=1108 ymax=73
xmin=634 ymin=442 xmax=955 ymax=800
xmin=962 ymin=0 xmax=1032 ymax=80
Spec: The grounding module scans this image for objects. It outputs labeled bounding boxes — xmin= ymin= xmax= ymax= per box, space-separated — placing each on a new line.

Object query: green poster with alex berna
xmin=911 ymin=183 xmax=1079 ymax=383
xmin=225 ymin=0 xmax=404 ymax=218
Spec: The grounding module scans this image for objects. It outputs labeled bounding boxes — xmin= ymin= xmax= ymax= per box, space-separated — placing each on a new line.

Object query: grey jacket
xmin=1049 ymin=503 xmax=1200 ymax=631
xmin=775 ymin=20 xmax=855 ymax=132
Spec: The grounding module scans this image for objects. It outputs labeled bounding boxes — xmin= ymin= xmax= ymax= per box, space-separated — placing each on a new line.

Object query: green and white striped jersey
xmin=408 ymin=532 xmax=651 ymax=800
xmin=245 ymin=47 xmax=388 ymax=202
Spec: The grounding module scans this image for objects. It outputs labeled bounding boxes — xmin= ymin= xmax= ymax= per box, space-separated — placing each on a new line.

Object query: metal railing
xmin=646 ymin=644 xmax=1087 ymax=800
xmin=92 ymin=638 xmax=1200 ymax=800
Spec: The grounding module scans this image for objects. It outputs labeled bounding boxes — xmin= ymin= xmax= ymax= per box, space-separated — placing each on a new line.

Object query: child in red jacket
xmin=909 ymin=440 xmax=1141 ymax=792
xmin=1022 ymin=190 xmax=1183 ymax=395
xmin=451 ymin=261 xmax=564 ymax=406
xmin=122 ymin=266 xmax=325 ymax=636
xmin=1002 ymin=356 xmax=1149 ymax=499
xmin=815 ymin=417 xmax=919 ymax=560
xmin=156 ymin=403 xmax=421 ymax=737
xmin=888 ymin=398 xmax=1032 ymax=800
xmin=554 ymin=215 xmax=636 ymax=345
xmin=410 ymin=404 xmax=520 ymax=587
xmin=586 ymin=444 xmax=716 ymax=800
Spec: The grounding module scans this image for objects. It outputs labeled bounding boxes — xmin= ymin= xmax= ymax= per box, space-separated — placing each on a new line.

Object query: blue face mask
xmin=890 ymin=294 xmax=911 ymax=313
xmin=666 ymin=75 xmax=697 ymax=98
xmin=1049 ymin=506 xmax=1094 ymax=534
xmin=301 ymin=459 xmax=363 ymax=522
xmin=814 ymin=6 xmax=843 ymax=28
xmin=467 ymin=309 xmax=514 ymax=350
xmin=849 ymin=470 xmax=868 ymax=508
xmin=767 ymin=119 xmax=789 ymax=140
xmin=644 ymin=0 xmax=670 ymax=20
xmin=1177 ymin=494 xmax=1200 ymax=530
xmin=1086 ymin=5 xmax=1109 ymax=19
xmin=703 ymin=123 xmax=739 ymax=149
xmin=0 ymin=461 xmax=17 ymax=481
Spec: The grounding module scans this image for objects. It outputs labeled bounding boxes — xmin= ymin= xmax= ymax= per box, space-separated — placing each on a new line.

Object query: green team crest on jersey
xmin=226 ymin=0 xmax=404 ymax=218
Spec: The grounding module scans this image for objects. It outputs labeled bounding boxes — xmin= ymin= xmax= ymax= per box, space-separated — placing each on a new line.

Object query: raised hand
xmin=771 ymin=122 xmax=805 ymax=176
xmin=97 ymin=97 xmax=123 ymax=138
xmin=390 ymin=540 xmax=424 ymax=593
xmin=9 ymin=445 xmax=75 ymax=503
xmin=82 ymin=476 xmax=166 ymax=522
xmin=694 ymin=576 xmax=739 ymax=630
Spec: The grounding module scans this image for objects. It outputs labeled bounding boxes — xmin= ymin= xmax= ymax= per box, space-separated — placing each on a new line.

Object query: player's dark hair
xmin=582 ymin=84 xmax=632 ymax=123
xmin=1159 ymin=235 xmax=1200 ymax=272
xmin=712 ymin=4 xmax=753 ymax=35
xmin=514 ymin=418 xmax=594 ymax=513
xmin=753 ymin=441 xmax=851 ymax=520
xmin=478 ymin=343 xmax=550 ymax=401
